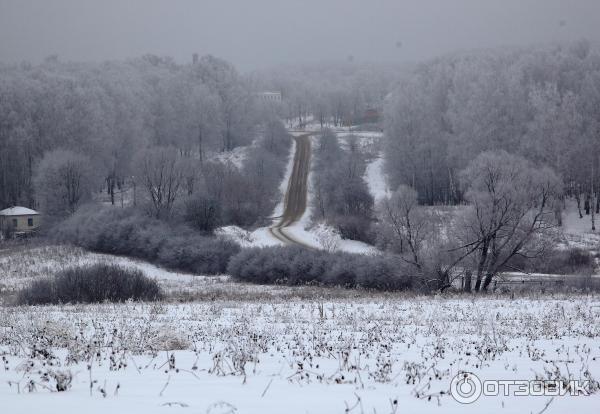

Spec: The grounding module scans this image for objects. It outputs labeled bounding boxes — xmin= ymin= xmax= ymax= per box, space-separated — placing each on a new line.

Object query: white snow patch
xmin=557 ymin=200 xmax=600 ymax=249
xmin=209 ymin=145 xmax=249 ymax=169
xmin=365 ymin=156 xmax=389 ymax=202
xmin=216 ymin=225 xmax=281 ymax=248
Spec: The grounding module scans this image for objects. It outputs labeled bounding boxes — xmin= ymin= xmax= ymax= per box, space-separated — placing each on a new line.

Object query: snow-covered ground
xmin=1 ymin=292 xmax=598 ymax=414
xmin=364 ymin=156 xmax=389 ymax=202
xmin=559 ymin=201 xmax=600 ymax=249
xmin=209 ymin=145 xmax=249 ymax=170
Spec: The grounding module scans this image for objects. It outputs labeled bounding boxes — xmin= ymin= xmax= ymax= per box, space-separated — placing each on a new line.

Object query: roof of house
xmin=0 ymin=206 xmax=40 ymax=216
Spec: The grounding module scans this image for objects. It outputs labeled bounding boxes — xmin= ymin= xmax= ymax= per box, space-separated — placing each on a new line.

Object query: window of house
xmin=28 ymin=218 xmax=34 ymax=227
xmin=12 ymin=219 xmax=17 ymax=227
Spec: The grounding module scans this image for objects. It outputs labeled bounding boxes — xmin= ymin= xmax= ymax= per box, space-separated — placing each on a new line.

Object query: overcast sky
xmin=1 ymin=0 xmax=599 ymax=70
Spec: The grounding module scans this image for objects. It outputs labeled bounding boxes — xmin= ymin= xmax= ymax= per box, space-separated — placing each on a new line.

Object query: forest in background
xmin=384 ymin=40 xmax=600 ymax=209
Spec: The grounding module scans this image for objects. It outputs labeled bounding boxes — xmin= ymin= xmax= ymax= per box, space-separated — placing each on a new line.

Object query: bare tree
xmin=135 ymin=147 xmax=186 ymax=219
xmin=378 ymin=185 xmax=437 ymax=271
xmin=456 ymin=151 xmax=562 ymax=292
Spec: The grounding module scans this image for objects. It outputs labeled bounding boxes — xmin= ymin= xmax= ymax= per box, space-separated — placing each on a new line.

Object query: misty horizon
xmin=2 ymin=0 xmax=600 ymax=70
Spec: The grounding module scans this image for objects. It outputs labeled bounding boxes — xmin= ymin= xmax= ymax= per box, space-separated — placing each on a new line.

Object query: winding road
xmin=268 ymin=134 xmax=313 ymax=247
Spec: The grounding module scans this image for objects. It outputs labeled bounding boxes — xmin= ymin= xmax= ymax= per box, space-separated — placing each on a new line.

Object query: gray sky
xmin=1 ymin=0 xmax=599 ymax=70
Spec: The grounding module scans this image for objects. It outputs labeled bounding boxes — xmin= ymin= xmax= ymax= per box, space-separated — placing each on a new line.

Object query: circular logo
xmin=450 ymin=372 xmax=482 ymax=404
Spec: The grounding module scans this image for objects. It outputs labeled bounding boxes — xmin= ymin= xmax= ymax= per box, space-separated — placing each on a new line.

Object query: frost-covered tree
xmin=34 ymin=150 xmax=96 ymax=217
xmin=456 ymin=151 xmax=562 ymax=292
xmin=134 ymin=147 xmax=186 ymax=219
xmin=384 ymin=41 xmax=600 ymax=213
xmin=378 ymin=185 xmax=436 ymax=270
xmin=312 ymin=129 xmax=374 ymax=241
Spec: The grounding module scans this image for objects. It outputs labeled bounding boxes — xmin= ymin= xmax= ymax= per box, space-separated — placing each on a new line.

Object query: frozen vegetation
xmin=0 ymin=245 xmax=599 ymax=413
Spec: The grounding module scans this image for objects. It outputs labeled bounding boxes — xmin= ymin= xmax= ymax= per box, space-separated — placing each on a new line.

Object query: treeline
xmin=384 ymin=40 xmax=600 ymax=206
xmin=311 ymin=129 xmax=374 ymax=242
xmin=0 ymin=54 xmax=290 ymax=229
xmin=253 ymin=61 xmax=402 ymax=127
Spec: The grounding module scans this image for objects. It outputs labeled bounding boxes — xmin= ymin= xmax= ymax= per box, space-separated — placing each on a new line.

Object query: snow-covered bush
xmin=158 ymin=236 xmax=238 ymax=275
xmin=17 ymin=264 xmax=163 ymax=305
xmin=227 ymin=246 xmax=413 ymax=291
xmin=508 ymin=247 xmax=594 ymax=276
xmin=314 ymin=223 xmax=340 ymax=252
xmin=54 ymin=206 xmax=240 ymax=274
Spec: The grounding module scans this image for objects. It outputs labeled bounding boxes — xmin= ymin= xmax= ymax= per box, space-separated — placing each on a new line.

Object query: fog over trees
xmin=2 ymin=33 xmax=600 ymax=292
xmin=252 ymin=62 xmax=401 ymax=127
xmin=384 ymin=41 xmax=600 ymax=207
xmin=0 ymin=54 xmax=282 ymax=224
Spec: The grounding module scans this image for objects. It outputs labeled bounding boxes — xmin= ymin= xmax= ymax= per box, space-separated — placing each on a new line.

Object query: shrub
xmin=331 ymin=215 xmax=374 ymax=244
xmin=227 ymin=246 xmax=413 ymax=291
xmin=17 ymin=264 xmax=163 ymax=305
xmin=54 ymin=205 xmax=240 ymax=275
xmin=507 ymin=247 xmax=594 ymax=275
xmin=184 ymin=195 xmax=222 ymax=233
xmin=158 ymin=235 xmax=240 ymax=275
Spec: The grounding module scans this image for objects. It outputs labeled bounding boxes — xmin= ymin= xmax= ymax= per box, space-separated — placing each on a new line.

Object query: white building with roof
xmin=0 ymin=206 xmax=41 ymax=237
xmin=258 ymin=91 xmax=282 ymax=103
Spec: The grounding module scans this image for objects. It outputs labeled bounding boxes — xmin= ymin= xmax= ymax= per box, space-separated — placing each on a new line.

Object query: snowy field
xmin=1 ymin=291 xmax=599 ymax=413
xmin=1 ymin=245 xmax=600 ymax=413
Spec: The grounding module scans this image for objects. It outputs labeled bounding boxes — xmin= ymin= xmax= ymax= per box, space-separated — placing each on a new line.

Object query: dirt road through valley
xmin=269 ymin=134 xmax=313 ymax=247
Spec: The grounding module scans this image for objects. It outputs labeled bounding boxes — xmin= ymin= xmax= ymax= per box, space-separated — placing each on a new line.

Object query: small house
xmin=258 ymin=91 xmax=282 ymax=103
xmin=0 ymin=206 xmax=41 ymax=237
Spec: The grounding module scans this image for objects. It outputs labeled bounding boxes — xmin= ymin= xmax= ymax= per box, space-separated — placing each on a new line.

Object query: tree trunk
xmin=463 ymin=270 xmax=472 ymax=293
xmin=474 ymin=273 xmax=483 ymax=292
xmin=481 ymin=272 xmax=494 ymax=291
xmin=575 ymin=190 xmax=583 ymax=218
xmin=592 ymin=192 xmax=596 ymax=231
xmin=474 ymin=243 xmax=488 ymax=292
xmin=585 ymin=194 xmax=590 ymax=215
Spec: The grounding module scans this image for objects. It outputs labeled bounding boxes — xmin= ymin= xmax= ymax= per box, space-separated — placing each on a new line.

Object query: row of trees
xmin=31 ymin=114 xmax=290 ymax=230
xmin=312 ymin=129 xmax=374 ymax=242
xmin=384 ymin=40 xmax=600 ymax=206
xmin=0 ymin=54 xmax=263 ymax=216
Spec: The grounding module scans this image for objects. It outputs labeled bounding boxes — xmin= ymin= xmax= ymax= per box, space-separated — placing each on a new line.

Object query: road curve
xmin=269 ymin=134 xmax=313 ymax=248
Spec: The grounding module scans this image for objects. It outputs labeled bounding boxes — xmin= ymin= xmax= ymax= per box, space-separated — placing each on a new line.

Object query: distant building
xmin=342 ymin=108 xmax=381 ymax=127
xmin=258 ymin=91 xmax=282 ymax=103
xmin=0 ymin=206 xmax=41 ymax=237
xmin=362 ymin=108 xmax=380 ymax=124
